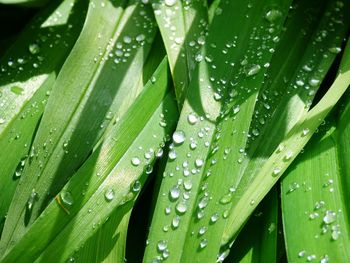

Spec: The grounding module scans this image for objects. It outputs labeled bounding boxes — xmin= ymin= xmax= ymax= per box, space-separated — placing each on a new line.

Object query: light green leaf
xmin=223 ymin=34 xmax=350 ymax=247
xmin=281 ymin=96 xmax=350 ymax=262
xmin=143 ymin=0 xmax=291 ymax=262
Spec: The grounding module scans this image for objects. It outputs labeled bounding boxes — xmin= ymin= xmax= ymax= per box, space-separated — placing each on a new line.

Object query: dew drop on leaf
xmin=60 ymin=191 xmax=74 ymax=206
xmin=157 ymin=240 xmax=168 ymax=252
xmin=265 ymin=9 xmax=283 ymax=23
xmin=104 ymin=189 xmax=115 ymax=202
xmin=29 ymin=43 xmax=40 ymax=55
xmin=173 ymin=130 xmax=186 ymax=144
xmin=131 ymin=157 xmax=141 ymax=166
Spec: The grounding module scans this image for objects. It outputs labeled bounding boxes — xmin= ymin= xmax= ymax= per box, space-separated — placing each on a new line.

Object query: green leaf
xmin=281 ymin=96 xmax=350 ymax=262
xmin=0 ymin=0 xmax=159 ymax=253
xmin=224 ymin=188 xmax=278 ymax=263
xmin=151 ymin=0 xmax=208 ymax=107
xmin=0 ymin=58 xmax=179 ymax=262
xmin=223 ymin=33 xmax=350 ymax=248
xmin=143 ymin=0 xmax=291 ymax=262
xmin=0 ymin=0 xmax=49 ymax=7
xmin=0 ymin=0 xmax=87 ymax=226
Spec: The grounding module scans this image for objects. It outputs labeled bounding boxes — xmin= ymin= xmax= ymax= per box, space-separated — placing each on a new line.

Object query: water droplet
xmin=173 ymin=130 xmax=186 ymax=144
xmin=298 ymin=250 xmax=306 ymax=257
xmin=195 ymin=159 xmax=204 ymax=168
xmin=198 ymin=196 xmax=209 ymax=209
xmin=245 ymin=64 xmax=261 ymax=76
xmin=172 ymin=216 xmax=180 ymax=228
xmin=165 ymin=0 xmax=176 ymax=6
xmin=59 ymin=191 xmax=74 ymax=207
xmin=199 ymin=239 xmax=208 ymax=249
xmin=302 ymin=128 xmax=310 ymax=136
xmin=157 ymin=240 xmax=168 ymax=252
xmin=328 ymin=47 xmax=341 ymax=54
xmin=273 ymin=167 xmax=281 ymax=175
xmin=27 ymin=190 xmax=38 ymax=211
xmin=131 ymin=157 xmax=141 ymax=166
xmin=176 ymin=202 xmax=187 ymax=214
xmin=132 ymin=180 xmax=141 ymax=192
xmin=170 ymin=186 xmax=180 ymax=200
xmin=183 ymin=179 xmax=192 ymax=190
xmin=168 ymin=150 xmax=177 ymax=160
xmin=136 ymin=34 xmax=145 ymax=42
xmin=29 ymin=43 xmax=40 ymax=54
xmin=308 ymin=78 xmax=320 ymax=87
xmin=265 ymin=9 xmax=283 ymax=23
xmin=0 ymin=118 xmax=5 ymax=124
xmin=105 ymin=189 xmax=115 ymax=202
xmin=199 ymin=226 xmax=207 ymax=235
xmin=323 ymin=210 xmax=336 ymax=224
xmin=187 ymin=113 xmax=198 ymax=124
xmin=220 ymin=193 xmax=233 ymax=204
xmin=210 ymin=213 xmax=219 ymax=223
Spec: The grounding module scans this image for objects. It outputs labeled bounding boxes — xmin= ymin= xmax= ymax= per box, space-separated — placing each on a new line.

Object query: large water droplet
xmin=157 ymin=240 xmax=168 ymax=252
xmin=323 ymin=210 xmax=336 ymax=224
xmin=265 ymin=9 xmax=283 ymax=22
xmin=59 ymin=191 xmax=73 ymax=207
xmin=131 ymin=157 xmax=141 ymax=166
xmin=105 ymin=189 xmax=115 ymax=202
xmin=187 ymin=113 xmax=198 ymax=125
xmin=29 ymin=43 xmax=40 ymax=55
xmin=165 ymin=0 xmax=177 ymax=7
xmin=245 ymin=64 xmax=261 ymax=76
xmin=173 ymin=130 xmax=186 ymax=144
xmin=176 ymin=202 xmax=187 ymax=214
xmin=170 ymin=186 xmax=180 ymax=200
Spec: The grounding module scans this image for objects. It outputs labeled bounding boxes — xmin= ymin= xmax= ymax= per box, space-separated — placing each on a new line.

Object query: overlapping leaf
xmin=0 ymin=0 xmax=87 ymax=228
xmin=0 ymin=0 xmax=159 ymax=253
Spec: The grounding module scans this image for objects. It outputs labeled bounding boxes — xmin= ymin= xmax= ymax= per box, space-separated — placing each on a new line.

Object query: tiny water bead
xmin=0 ymin=118 xmax=5 ymax=124
xmin=195 ymin=158 xmax=204 ymax=168
xmin=61 ymin=191 xmax=74 ymax=206
xmin=105 ymin=189 xmax=115 ymax=202
xmin=131 ymin=157 xmax=141 ymax=166
xmin=273 ymin=167 xmax=281 ymax=175
xmin=27 ymin=190 xmax=38 ymax=211
xmin=172 ymin=130 xmax=186 ymax=144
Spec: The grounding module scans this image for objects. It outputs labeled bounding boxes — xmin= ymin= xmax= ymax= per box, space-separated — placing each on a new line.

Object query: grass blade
xmin=143 ymin=0 xmax=291 ymax=262
xmin=151 ymin=0 xmax=208 ymax=107
xmin=0 ymin=0 xmax=87 ymax=228
xmin=0 ymin=0 xmax=161 ymax=252
xmin=281 ymin=96 xmax=350 ymax=262
xmin=224 ymin=188 xmax=278 ymax=263
xmin=223 ymin=34 xmax=350 ymax=246
xmin=0 ymin=58 xmax=179 ymax=262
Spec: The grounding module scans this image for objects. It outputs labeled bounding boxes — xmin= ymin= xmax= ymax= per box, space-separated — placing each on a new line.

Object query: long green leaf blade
xmin=281 ymin=97 xmax=350 ymax=262
xmin=0 ymin=58 xmax=179 ymax=262
xmin=0 ymin=0 xmax=87 ymax=225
